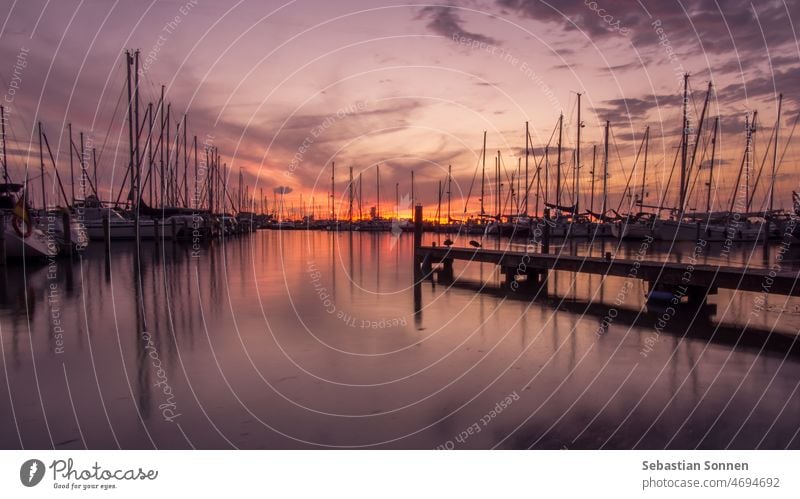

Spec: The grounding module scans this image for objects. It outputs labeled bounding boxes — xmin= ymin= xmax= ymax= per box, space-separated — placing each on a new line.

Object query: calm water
xmin=2 ymin=230 xmax=800 ymax=449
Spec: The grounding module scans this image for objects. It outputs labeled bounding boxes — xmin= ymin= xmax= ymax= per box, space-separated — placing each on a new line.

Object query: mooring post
xmin=102 ymin=212 xmax=110 ymax=248
xmin=414 ymin=204 xmax=423 ymax=282
xmin=62 ymin=210 xmax=72 ymax=258
xmin=0 ymin=214 xmax=6 ymax=266
xmin=542 ymin=208 xmax=550 ymax=254
xmin=439 ymin=258 xmax=453 ymax=283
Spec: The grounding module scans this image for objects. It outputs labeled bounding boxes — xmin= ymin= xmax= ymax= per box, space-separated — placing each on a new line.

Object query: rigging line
xmin=462 ymin=139 xmax=483 ymax=216
xmin=685 ymin=122 xmax=714 ymax=209
xmin=750 ymin=120 xmax=777 ymax=203
xmin=777 ymin=111 xmax=800 ymax=170
xmin=93 ymin=79 xmax=127 ymax=173
xmin=684 ymin=115 xmax=713 ymax=190
xmin=755 ymin=111 xmax=800 ymax=212
xmin=609 ymin=126 xmax=633 ymax=213
xmin=613 ymin=126 xmax=646 ymax=213
xmin=524 ymin=128 xmax=541 ymax=200
xmin=524 ymin=122 xmax=553 ymax=202
xmin=727 ymin=121 xmax=750 ymax=214
xmin=542 ymin=120 xmax=558 ymax=201
xmin=658 ymin=133 xmax=683 ymax=214
xmin=688 ymin=79 xmax=701 ymax=127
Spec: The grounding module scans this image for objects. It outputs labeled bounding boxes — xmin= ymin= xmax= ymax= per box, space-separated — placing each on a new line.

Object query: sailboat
xmin=0 ymin=183 xmax=58 ymax=258
xmin=650 ymin=75 xmax=708 ymax=242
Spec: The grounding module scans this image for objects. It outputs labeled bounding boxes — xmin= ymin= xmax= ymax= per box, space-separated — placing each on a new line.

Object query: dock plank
xmin=417 ymin=246 xmax=800 ymax=297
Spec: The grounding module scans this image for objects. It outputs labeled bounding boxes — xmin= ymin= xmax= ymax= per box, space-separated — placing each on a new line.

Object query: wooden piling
xmin=414 ymin=205 xmax=423 ymax=281
xmin=0 ymin=214 xmax=6 ymax=266
xmin=62 ymin=210 xmax=72 ymax=258
xmin=102 ymin=213 xmax=110 ymax=247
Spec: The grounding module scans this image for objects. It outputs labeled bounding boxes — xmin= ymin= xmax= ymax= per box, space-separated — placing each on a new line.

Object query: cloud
xmin=273 ymin=186 xmax=293 ymax=195
xmin=497 ymin=0 xmax=800 ymax=59
xmin=417 ymin=5 xmax=499 ymax=45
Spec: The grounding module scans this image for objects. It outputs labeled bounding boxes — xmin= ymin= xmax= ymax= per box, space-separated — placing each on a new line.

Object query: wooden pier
xmin=411 ymin=205 xmax=800 ymax=304
xmin=415 ymin=244 xmax=800 ymax=300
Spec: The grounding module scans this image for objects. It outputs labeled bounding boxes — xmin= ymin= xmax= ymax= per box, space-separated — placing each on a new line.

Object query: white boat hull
xmin=85 ymin=215 xmax=200 ymax=241
xmin=612 ymin=222 xmax=653 ymax=240
xmin=3 ymin=225 xmax=58 ymax=258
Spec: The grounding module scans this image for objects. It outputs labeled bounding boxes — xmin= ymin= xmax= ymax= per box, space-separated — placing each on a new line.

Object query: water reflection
xmin=0 ymin=232 xmax=799 ymax=449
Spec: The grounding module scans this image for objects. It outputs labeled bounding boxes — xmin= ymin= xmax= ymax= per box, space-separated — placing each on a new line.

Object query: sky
xmin=0 ymin=0 xmax=798 ymax=219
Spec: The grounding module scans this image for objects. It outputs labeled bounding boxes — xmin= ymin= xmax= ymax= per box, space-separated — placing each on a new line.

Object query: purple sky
xmin=0 ymin=0 xmax=798 ymax=217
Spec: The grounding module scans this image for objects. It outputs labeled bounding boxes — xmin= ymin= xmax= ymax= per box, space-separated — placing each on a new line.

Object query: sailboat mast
xmin=330 ymin=161 xmax=335 ymax=220
xmin=125 ymin=51 xmax=135 ymax=209
xmin=193 ymin=136 xmax=198 ymax=209
xmin=148 ymin=103 xmax=154 ymax=205
xmin=544 ymin=146 xmax=549 ymax=207
xmin=411 ymin=170 xmax=415 ymax=208
xmin=770 ymin=93 xmax=782 ymax=213
xmin=516 ymin=158 xmax=521 ymax=214
xmin=480 ymin=131 xmax=486 ymax=217
xmin=79 ymin=131 xmax=85 ymax=201
xmin=92 ymin=148 xmax=97 ymax=198
xmin=0 ymin=106 xmax=8 ymax=183
xmin=556 ymin=113 xmax=563 ymax=208
xmin=707 ymin=117 xmax=719 ymax=213
xmin=746 ymin=112 xmax=757 ymax=210
xmin=183 ymin=115 xmax=188 ymax=208
xmin=590 ymin=144 xmax=596 ymax=214
xmin=524 ymin=121 xmax=529 ymax=214
xmin=349 ymin=166 xmax=353 ymax=223
xmin=495 ymin=152 xmax=500 ymax=218
xmin=641 ymin=126 xmax=650 ymax=207
xmin=376 ymin=164 xmax=380 ymax=219
xmin=436 ymin=180 xmax=442 ymax=225
xmin=679 ymin=72 xmax=689 ymax=213
xmin=38 ymin=122 xmax=46 ymax=209
xmin=133 ymin=50 xmax=141 ymax=210
xmin=69 ymin=123 xmax=75 ymax=204
xmin=159 ymin=86 xmax=165 ymax=208
xmin=447 ymin=164 xmax=452 ymax=222
xmin=576 ymin=93 xmax=582 ymax=215
xmin=602 ymin=120 xmax=609 ymax=216
xmin=535 ymin=159 xmax=541 ymax=219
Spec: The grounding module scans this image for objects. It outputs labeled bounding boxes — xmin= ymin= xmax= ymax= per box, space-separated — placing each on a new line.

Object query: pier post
xmin=0 ymin=214 xmax=6 ymax=266
xmin=62 ymin=210 xmax=72 ymax=258
xmin=102 ymin=213 xmax=110 ymax=248
xmin=439 ymin=258 xmax=454 ymax=283
xmin=414 ymin=204 xmax=423 ymax=282
xmin=502 ymin=267 xmax=515 ymax=288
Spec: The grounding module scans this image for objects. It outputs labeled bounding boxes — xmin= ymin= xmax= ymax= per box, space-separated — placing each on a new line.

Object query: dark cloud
xmin=417 ymin=5 xmax=499 ymax=45
xmin=497 ymin=0 xmax=800 ymax=59
xmin=715 ymin=65 xmax=799 ymax=105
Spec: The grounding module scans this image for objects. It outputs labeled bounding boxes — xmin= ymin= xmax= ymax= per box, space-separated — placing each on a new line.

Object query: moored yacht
xmin=0 ymin=183 xmax=58 ymax=258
